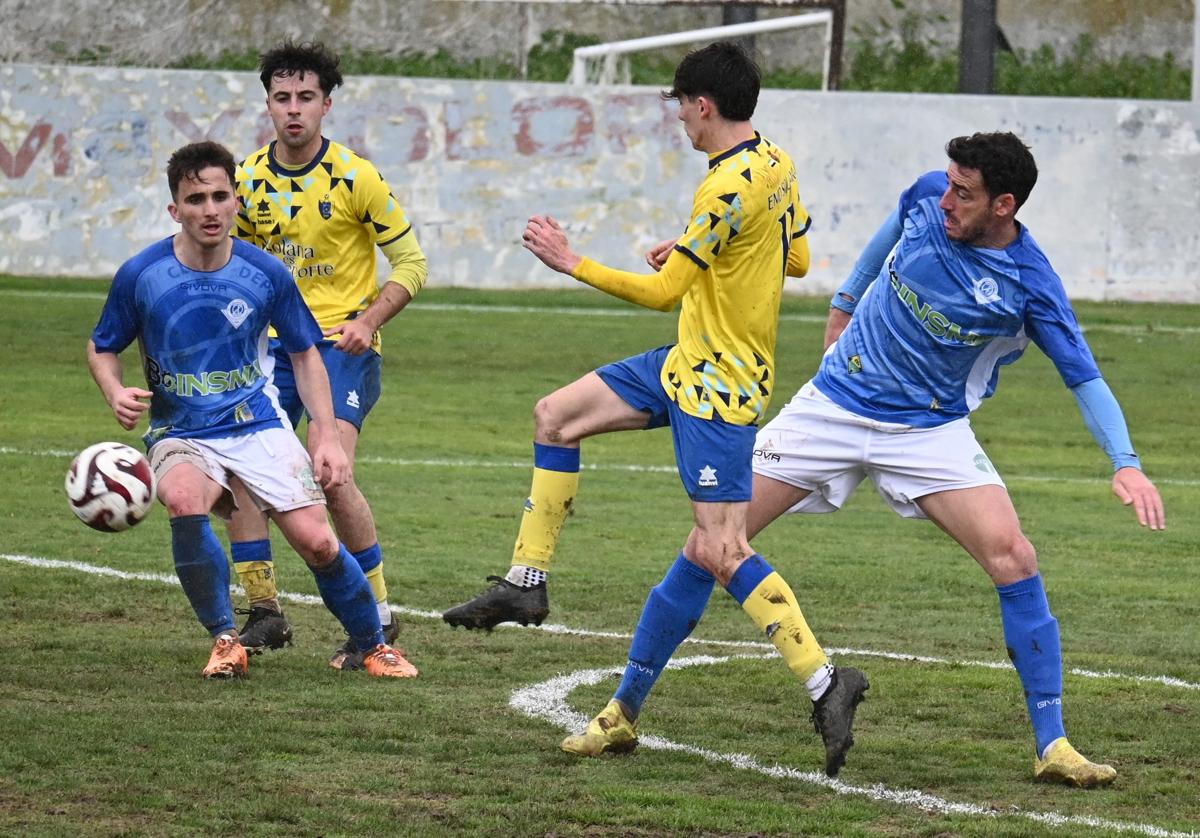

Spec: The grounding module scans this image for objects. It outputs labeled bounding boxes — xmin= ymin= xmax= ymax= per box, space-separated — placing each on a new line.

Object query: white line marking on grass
xmin=4 ymin=445 xmax=1200 ymax=488
xmin=4 ymin=553 xmax=1197 ymax=694
xmin=510 ymin=655 xmax=1200 ymax=838
xmin=1 ymin=288 xmax=1197 ymax=335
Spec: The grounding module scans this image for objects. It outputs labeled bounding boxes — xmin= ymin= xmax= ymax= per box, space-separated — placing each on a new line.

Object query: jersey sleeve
xmin=831 ymin=207 xmax=902 ymax=313
xmin=674 ymin=177 xmax=746 ymax=271
xmin=357 ymin=164 xmax=428 ymax=297
xmin=1024 ymin=269 xmax=1102 ymax=388
xmin=91 ymin=259 xmax=142 ymax=353
xmin=786 ymin=210 xmax=812 ymax=278
xmin=572 ymin=249 xmax=704 ymax=312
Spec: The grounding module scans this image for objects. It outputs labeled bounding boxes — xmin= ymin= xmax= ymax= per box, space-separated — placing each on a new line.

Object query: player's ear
xmin=167 ymin=202 xmax=180 ymax=223
xmin=993 ymin=192 xmax=1017 ymax=219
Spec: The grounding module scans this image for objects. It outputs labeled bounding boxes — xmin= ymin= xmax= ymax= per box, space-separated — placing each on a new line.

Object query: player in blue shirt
xmin=86 ymin=141 xmax=417 ymax=679
xmin=749 ymin=132 xmax=1165 ymax=787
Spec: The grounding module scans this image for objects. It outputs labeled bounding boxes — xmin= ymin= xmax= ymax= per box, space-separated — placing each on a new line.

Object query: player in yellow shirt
xmin=442 ymin=42 xmax=868 ymax=775
xmin=229 ymin=41 xmax=427 ymax=672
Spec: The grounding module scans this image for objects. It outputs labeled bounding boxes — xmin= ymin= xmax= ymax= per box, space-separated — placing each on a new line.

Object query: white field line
xmin=510 ymin=656 xmax=1200 ymax=838
xmin=3 ymin=553 xmax=1198 ymax=695
xmin=3 ymin=445 xmax=1199 ymax=488
xmin=2 ymin=287 xmax=1197 ymax=335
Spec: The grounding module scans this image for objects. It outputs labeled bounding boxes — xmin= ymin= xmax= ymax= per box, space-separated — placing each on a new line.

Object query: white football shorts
xmin=752 ymin=381 xmax=1006 ymax=519
xmin=149 ymin=427 xmax=325 ymax=520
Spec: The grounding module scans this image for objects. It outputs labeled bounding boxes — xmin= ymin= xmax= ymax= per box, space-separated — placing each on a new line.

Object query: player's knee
xmin=532 ymin=395 xmax=571 ymax=443
xmin=683 ymin=528 xmax=744 ymax=584
xmin=297 ymin=527 xmax=341 ymax=567
xmin=159 ymin=485 xmax=209 ymax=518
xmin=983 ymin=532 xmax=1038 ymax=583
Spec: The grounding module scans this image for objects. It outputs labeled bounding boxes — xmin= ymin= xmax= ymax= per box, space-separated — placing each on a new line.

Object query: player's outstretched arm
xmin=289 ymin=345 xmax=350 ymax=489
xmin=86 ymin=340 xmax=150 ymax=430
xmin=823 ymin=308 xmax=852 ymax=350
xmin=1112 ymin=467 xmax=1166 ymax=530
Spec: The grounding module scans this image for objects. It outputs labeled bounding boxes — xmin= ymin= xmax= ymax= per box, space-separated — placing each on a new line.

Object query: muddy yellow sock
xmin=512 ymin=444 xmax=580 ymax=573
xmin=727 ymin=554 xmax=829 ymax=681
xmin=231 ymin=540 xmax=277 ymax=605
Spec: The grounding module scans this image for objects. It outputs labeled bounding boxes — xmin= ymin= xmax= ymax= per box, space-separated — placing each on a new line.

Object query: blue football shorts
xmin=596 ymin=345 xmax=756 ymax=502
xmin=268 ymin=338 xmax=382 ymax=430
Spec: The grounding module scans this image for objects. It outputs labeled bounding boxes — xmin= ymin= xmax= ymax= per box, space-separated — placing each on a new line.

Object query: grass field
xmin=1 ymin=275 xmax=1197 ymax=837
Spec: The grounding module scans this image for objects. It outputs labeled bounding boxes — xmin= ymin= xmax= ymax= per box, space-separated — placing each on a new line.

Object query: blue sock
xmin=310 ymin=546 xmax=384 ymax=651
xmin=171 ymin=514 xmax=235 ymax=636
xmin=613 ymin=555 xmax=715 ymax=719
xmin=997 ymin=573 xmax=1066 ymax=756
xmin=230 ymin=538 xmax=272 ymax=565
xmin=351 ymin=543 xmax=383 ymax=574
xmin=725 ymin=553 xmax=773 ymax=605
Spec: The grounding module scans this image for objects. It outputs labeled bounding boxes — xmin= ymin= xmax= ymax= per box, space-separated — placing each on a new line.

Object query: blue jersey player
xmin=748 ymin=132 xmax=1165 ymax=787
xmin=86 ymin=141 xmax=418 ymax=680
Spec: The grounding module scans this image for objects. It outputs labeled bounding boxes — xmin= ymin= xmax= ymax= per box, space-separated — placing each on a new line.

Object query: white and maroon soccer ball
xmin=64 ymin=442 xmax=156 ymax=532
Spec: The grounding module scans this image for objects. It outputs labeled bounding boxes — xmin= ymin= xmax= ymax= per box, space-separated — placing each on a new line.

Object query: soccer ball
xmin=65 ymin=442 xmax=156 ymax=532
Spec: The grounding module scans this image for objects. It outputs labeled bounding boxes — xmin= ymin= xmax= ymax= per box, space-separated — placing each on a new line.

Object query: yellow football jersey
xmin=574 ymin=133 xmax=810 ymax=425
xmin=235 ymin=138 xmax=426 ymax=353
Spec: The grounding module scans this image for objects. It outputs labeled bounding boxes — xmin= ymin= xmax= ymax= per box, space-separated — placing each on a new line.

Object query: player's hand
xmin=1112 ymin=466 xmax=1166 ymax=530
xmin=311 ymin=439 xmax=351 ymax=490
xmin=645 ymin=237 xmax=677 ymax=271
xmin=523 ymin=215 xmax=582 ymax=275
xmin=324 ymin=319 xmax=373 ymax=355
xmin=109 ymin=387 xmax=152 ymax=430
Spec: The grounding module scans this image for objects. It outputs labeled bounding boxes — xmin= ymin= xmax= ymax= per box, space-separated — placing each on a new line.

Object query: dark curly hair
xmin=663 ymin=41 xmax=760 ymax=122
xmin=258 ymin=40 xmax=344 ymax=96
xmin=166 ymin=141 xmax=236 ymax=199
xmin=946 ymin=132 xmax=1038 ymax=210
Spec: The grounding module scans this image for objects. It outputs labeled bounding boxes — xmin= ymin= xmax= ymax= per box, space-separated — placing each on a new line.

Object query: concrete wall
xmin=0 ymin=0 xmax=1192 ymax=68
xmin=2 ymin=62 xmax=1198 ymax=302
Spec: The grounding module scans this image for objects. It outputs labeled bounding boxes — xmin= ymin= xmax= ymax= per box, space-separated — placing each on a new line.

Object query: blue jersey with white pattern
xmin=815 ymin=171 xmax=1101 ymax=428
xmin=91 ymin=237 xmax=322 ymax=446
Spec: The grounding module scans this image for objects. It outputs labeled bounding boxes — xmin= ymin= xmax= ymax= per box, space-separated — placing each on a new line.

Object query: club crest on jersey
xmin=221 ymin=299 xmax=253 ymax=329
xmin=318 ymin=194 xmax=332 ymax=220
xmin=973 ymin=276 xmax=1001 ymax=305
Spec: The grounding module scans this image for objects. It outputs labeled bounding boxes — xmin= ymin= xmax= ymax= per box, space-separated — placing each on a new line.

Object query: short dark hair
xmin=166 ymin=141 xmax=236 ymax=199
xmin=258 ymin=39 xmax=344 ymax=96
xmin=663 ymin=41 xmax=760 ymax=122
xmin=945 ymin=132 xmax=1038 ymax=210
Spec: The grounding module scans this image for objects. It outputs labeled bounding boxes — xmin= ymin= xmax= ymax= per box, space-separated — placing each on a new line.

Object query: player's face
xmin=168 ymin=167 xmax=237 ymax=248
xmin=677 ymin=95 xmax=705 ymax=151
xmin=266 ymin=72 xmax=331 ymax=160
xmin=939 ymin=162 xmax=1003 ymax=245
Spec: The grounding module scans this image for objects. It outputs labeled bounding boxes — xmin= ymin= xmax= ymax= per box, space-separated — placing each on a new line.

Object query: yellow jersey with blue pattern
xmin=574 ymin=133 xmax=811 ymax=425
xmin=234 ymin=138 xmax=427 ymax=353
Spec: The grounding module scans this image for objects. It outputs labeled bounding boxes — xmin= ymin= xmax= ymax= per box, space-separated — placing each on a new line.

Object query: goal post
xmin=464 ymin=0 xmax=846 ymax=89
xmin=568 ymin=10 xmax=833 ymax=88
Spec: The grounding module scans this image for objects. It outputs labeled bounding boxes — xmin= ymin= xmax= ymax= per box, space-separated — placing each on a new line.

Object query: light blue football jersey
xmin=92 ymin=237 xmax=322 ymax=446
xmin=815 ymin=171 xmax=1101 ymax=428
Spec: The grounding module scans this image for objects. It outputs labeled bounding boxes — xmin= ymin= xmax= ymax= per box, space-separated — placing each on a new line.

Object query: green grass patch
xmin=1 ymin=276 xmax=1197 ymax=835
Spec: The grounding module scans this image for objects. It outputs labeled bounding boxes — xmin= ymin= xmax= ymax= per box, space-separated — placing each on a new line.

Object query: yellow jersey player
xmin=228 ymin=41 xmax=428 ymax=671
xmin=443 ymin=42 xmax=868 ymax=776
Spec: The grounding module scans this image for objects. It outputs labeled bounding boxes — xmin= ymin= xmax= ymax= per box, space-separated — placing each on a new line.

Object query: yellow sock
xmin=512 ymin=463 xmax=580 ymax=573
xmin=740 ymin=571 xmax=829 ymax=681
xmin=365 ymin=562 xmax=388 ymax=606
xmin=234 ymin=561 xmax=278 ymax=605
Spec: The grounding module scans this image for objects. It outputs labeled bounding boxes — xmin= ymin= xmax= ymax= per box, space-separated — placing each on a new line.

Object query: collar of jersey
xmin=708 ymin=132 xmax=762 ymax=169
xmin=266 ymin=137 xmax=330 ymax=177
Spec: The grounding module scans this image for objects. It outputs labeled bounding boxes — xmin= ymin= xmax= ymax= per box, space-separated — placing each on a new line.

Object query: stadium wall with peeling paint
xmin=1 ymin=63 xmax=1197 ymax=302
